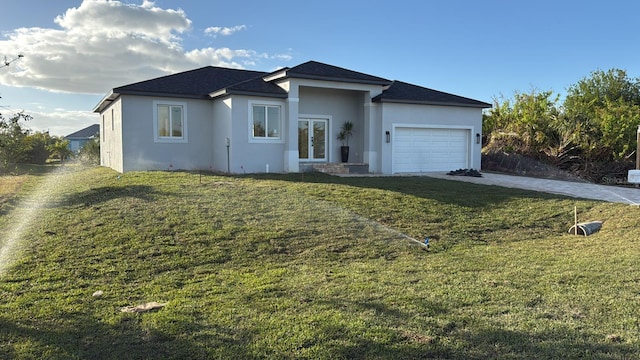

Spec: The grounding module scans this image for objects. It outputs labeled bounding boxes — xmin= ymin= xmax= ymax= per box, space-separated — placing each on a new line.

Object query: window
xmin=158 ymin=105 xmax=183 ymax=137
xmin=252 ymin=104 xmax=281 ymax=139
xmin=111 ymin=109 xmax=114 ymax=131
xmin=154 ymin=101 xmax=187 ymax=143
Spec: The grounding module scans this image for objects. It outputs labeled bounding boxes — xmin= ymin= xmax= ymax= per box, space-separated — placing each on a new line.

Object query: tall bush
xmin=0 ymin=112 xmax=32 ymax=173
xmin=77 ymin=137 xmax=100 ymax=165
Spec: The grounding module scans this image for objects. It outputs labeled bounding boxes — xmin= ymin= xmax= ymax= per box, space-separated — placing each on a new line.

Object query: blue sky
xmin=1 ymin=0 xmax=639 ymax=135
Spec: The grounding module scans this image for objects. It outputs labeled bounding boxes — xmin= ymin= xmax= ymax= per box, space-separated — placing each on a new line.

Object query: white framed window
xmin=153 ymin=100 xmax=187 ymax=143
xmin=249 ymin=100 xmax=283 ymax=143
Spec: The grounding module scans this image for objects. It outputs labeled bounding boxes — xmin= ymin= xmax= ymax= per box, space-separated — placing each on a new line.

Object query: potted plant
xmin=337 ymin=121 xmax=354 ymax=163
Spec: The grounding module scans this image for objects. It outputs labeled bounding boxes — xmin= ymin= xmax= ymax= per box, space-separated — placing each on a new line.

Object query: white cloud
xmin=271 ymin=54 xmax=293 ymax=61
xmin=16 ymin=108 xmax=97 ymax=137
xmin=204 ymin=25 xmax=247 ymax=37
xmin=0 ymin=1 xmax=288 ymax=95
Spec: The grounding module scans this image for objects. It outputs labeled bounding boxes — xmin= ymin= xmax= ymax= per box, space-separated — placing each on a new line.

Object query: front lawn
xmin=0 ymin=167 xmax=638 ymax=359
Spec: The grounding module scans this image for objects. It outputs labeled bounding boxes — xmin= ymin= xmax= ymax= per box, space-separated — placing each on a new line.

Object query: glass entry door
xmin=298 ymin=118 xmax=328 ymax=161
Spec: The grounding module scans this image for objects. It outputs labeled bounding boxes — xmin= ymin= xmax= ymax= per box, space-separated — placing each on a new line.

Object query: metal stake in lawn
xmin=574 ymin=206 xmax=578 ymax=236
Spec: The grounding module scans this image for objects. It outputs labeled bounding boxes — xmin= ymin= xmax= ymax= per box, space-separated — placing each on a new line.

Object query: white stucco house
xmin=93 ymin=61 xmax=490 ymax=174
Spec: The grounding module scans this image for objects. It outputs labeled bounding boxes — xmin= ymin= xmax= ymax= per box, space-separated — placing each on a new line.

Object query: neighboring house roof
xmin=265 ymin=61 xmax=393 ymax=86
xmin=373 ymin=81 xmax=492 ymax=108
xmin=65 ymin=124 xmax=100 ymax=139
xmin=94 ymin=61 xmax=490 ymax=112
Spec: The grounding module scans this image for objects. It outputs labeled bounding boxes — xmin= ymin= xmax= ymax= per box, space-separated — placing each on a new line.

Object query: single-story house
xmin=93 ymin=61 xmax=490 ymax=174
xmin=65 ymin=124 xmax=100 ymax=152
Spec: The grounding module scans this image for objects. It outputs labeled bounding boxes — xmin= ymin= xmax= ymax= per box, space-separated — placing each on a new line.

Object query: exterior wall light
xmin=476 ymin=133 xmax=481 ymax=144
xmin=385 ymin=131 xmax=390 ymax=143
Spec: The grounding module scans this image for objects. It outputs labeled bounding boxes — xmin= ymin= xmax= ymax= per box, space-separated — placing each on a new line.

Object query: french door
xmin=298 ymin=118 xmax=328 ymax=161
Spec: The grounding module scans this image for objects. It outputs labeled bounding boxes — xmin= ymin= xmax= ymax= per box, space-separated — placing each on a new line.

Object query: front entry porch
xmin=300 ymin=162 xmax=369 ymax=174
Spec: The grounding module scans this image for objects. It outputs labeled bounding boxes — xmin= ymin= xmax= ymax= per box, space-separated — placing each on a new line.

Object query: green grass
xmin=1 ymin=167 xmax=639 ymax=359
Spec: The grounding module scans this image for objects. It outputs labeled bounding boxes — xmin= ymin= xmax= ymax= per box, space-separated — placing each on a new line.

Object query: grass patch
xmin=0 ymin=175 xmax=26 ymax=214
xmin=1 ymin=167 xmax=639 ymax=358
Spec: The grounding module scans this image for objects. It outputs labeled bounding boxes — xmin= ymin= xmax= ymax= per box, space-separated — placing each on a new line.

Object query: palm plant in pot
xmin=337 ymin=121 xmax=354 ymax=163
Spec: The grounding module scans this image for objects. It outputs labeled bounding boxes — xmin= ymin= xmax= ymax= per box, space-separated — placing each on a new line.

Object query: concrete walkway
xmin=421 ymin=172 xmax=640 ymax=205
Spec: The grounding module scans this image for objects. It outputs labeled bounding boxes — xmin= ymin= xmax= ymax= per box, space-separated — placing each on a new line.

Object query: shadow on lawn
xmin=0 ymin=313 xmax=257 ymax=359
xmin=285 ymin=296 xmax=635 ymax=358
xmin=244 ymin=172 xmax=567 ymax=208
xmin=317 ymin=299 xmax=632 ymax=358
xmin=59 ymin=185 xmax=160 ymax=208
xmin=442 ymin=326 xmax=636 ymax=359
xmin=331 ymin=327 xmax=636 ymax=359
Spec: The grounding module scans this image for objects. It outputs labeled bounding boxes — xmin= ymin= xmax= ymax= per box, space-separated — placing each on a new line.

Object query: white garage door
xmin=393 ymin=127 xmax=470 ymax=173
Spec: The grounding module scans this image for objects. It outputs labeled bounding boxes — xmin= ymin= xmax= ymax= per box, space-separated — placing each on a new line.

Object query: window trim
xmin=249 ymin=100 xmax=284 ymax=144
xmin=153 ymin=100 xmax=188 ymax=143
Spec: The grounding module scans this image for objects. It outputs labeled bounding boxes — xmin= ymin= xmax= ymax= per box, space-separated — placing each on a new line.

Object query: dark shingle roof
xmin=95 ymin=66 xmax=287 ymax=112
xmin=114 ymin=66 xmax=269 ymax=98
xmin=94 ymin=62 xmax=490 ymax=112
xmin=373 ymin=81 xmax=491 ymax=108
xmin=212 ymin=76 xmax=288 ymax=98
xmin=281 ymin=61 xmax=392 ymax=85
xmin=65 ymin=124 xmax=100 ymax=139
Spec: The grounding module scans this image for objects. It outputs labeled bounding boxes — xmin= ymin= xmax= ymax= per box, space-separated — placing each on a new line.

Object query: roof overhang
xmin=209 ymin=88 xmax=288 ymax=99
xmin=262 ymin=68 xmax=289 ymax=82
xmin=94 ymin=89 xmax=211 ymax=113
xmin=93 ymin=90 xmax=119 ymax=113
xmin=373 ymin=97 xmax=492 ymax=108
xmin=289 ymin=73 xmax=392 ymax=86
xmin=264 ymin=69 xmax=392 ymax=87
xmin=115 ymin=89 xmax=208 ymax=100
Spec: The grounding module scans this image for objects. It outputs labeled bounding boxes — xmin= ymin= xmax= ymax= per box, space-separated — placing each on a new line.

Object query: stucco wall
xmin=102 ymin=85 xmax=482 ymax=175
xmin=211 ymin=98 xmax=232 ymax=172
xmin=100 ymin=98 xmax=123 ymax=172
xmin=378 ymin=103 xmax=483 ymax=174
xmin=299 ymin=87 xmax=364 ymax=163
xmin=119 ymin=95 xmax=214 ymax=172
xmin=226 ymin=96 xmax=286 ymax=173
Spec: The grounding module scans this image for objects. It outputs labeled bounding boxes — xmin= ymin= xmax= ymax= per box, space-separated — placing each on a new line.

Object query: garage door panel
xmin=393 ymin=127 xmax=470 ymax=173
xmin=431 ymin=140 xmax=451 ymax=148
xmin=450 ymin=151 xmax=467 ymax=161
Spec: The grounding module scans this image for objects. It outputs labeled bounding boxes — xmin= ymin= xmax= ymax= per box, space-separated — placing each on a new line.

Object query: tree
xmin=483 ymin=89 xmax=560 ymax=156
xmin=24 ymin=131 xmax=55 ymax=165
xmin=482 ymin=68 xmax=640 ymax=182
xmin=0 ymin=112 xmax=32 ymax=173
xmin=595 ymin=98 xmax=640 ymax=159
xmin=563 ymin=69 xmax=640 ymax=161
xmin=46 ymin=137 xmax=73 ymax=164
xmin=564 ymin=69 xmax=640 ymax=117
xmin=77 ymin=137 xmax=100 ymax=165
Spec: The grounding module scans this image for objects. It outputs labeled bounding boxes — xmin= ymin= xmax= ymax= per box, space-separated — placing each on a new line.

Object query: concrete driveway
xmin=423 ymin=172 xmax=640 ymax=205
